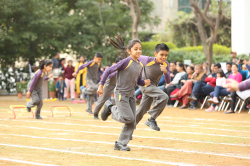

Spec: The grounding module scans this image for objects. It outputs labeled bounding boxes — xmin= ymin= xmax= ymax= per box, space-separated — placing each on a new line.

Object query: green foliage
xmin=167 ymin=51 xmax=231 ymax=65
xmin=176 ymin=44 xmax=231 ymax=55
xmin=16 ymin=82 xmax=23 ymax=93
xmin=152 ymin=0 xmax=231 ymax=48
xmin=141 ymin=42 xmax=177 ymax=56
xmin=0 ymin=0 xmax=159 ymax=67
xmin=48 ymin=79 xmax=55 ymax=92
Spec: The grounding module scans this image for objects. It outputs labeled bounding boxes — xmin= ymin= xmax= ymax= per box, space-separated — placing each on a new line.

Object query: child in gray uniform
xmin=93 ymin=56 xmax=123 ymax=120
xmin=136 ymin=43 xmax=171 ymax=131
xmin=26 ymin=60 xmax=53 ymax=119
xmin=98 ymin=35 xmax=150 ymax=151
xmin=72 ymin=53 xmax=103 ymax=114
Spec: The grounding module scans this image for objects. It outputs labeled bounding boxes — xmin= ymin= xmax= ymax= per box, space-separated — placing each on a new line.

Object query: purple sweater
xmin=100 ymin=57 xmax=145 ymax=86
xmin=138 ymin=55 xmax=171 ymax=85
xmin=28 ymin=70 xmax=48 ymax=92
xmin=239 ymin=79 xmax=250 ymax=91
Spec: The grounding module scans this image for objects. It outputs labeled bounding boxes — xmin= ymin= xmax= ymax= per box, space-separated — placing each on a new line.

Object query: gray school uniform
xmin=93 ymin=72 xmax=117 ymax=115
xmin=76 ymin=60 xmax=103 ymax=113
xmin=136 ymin=55 xmax=171 ymax=124
xmin=26 ymin=70 xmax=48 ymax=117
xmin=100 ymin=57 xmax=145 ymax=146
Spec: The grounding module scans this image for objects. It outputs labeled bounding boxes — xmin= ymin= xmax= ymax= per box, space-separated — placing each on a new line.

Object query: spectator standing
xmin=75 ymin=55 xmax=87 ymax=99
xmin=52 ymin=53 xmax=60 ymax=70
xmin=56 ymin=75 xmax=67 ymax=101
xmin=59 ymin=58 xmax=66 ymax=74
xmin=64 ymin=60 xmax=75 ymax=100
xmin=230 ymin=51 xmax=238 ymax=64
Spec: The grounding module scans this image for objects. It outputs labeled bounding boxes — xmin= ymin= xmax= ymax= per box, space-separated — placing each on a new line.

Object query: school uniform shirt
xmin=100 ymin=56 xmax=145 ymax=97
xmin=64 ymin=66 xmax=75 ymax=80
xmin=239 ymin=79 xmax=250 ymax=91
xmin=76 ymin=60 xmax=103 ymax=83
xmin=138 ymin=55 xmax=171 ymax=86
xmin=28 ymin=70 xmax=49 ymax=92
xmin=105 ymin=72 xmax=117 ymax=87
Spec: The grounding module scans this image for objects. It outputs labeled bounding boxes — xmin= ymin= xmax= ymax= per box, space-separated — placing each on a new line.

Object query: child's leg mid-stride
xmin=101 ymin=94 xmax=136 ymax=151
xmin=93 ymin=85 xmax=114 ymax=119
xmin=86 ymin=94 xmax=95 ymax=114
xmin=26 ymin=88 xmax=43 ymax=119
xmin=136 ymin=85 xmax=168 ymax=131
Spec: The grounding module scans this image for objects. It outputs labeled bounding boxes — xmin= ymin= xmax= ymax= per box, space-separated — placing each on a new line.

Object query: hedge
xmin=141 ymin=41 xmax=231 ymax=56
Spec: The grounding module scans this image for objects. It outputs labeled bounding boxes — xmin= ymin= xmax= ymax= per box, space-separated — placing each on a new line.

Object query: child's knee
xmin=121 ymin=115 xmax=134 ymax=123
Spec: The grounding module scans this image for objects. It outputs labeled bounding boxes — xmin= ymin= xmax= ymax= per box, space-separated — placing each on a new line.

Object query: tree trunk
xmin=190 ymin=27 xmax=197 ymax=46
xmin=127 ymin=0 xmax=140 ymax=39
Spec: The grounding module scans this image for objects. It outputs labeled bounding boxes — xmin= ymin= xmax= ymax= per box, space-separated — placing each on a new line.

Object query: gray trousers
xmin=94 ymin=85 xmax=115 ymax=115
xmin=111 ymin=93 xmax=136 ymax=146
xmin=26 ymin=88 xmax=43 ymax=117
xmin=84 ymin=79 xmax=98 ymax=112
xmin=136 ymin=85 xmax=168 ymax=124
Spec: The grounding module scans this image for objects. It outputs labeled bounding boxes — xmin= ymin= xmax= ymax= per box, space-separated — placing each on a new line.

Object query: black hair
xmin=59 ymin=74 xmax=64 ymax=78
xmin=170 ymin=61 xmax=176 ymax=65
xmin=95 ymin=52 xmax=103 ymax=58
xmin=55 ymin=53 xmax=60 ymax=56
xmin=203 ymin=61 xmax=208 ymax=65
xmin=188 ymin=66 xmax=194 ymax=71
xmin=154 ymin=43 xmax=169 ymax=53
xmin=226 ymin=62 xmax=232 ymax=66
xmin=178 ymin=62 xmax=185 ymax=72
xmin=214 ymin=63 xmax=221 ymax=68
xmin=232 ymin=63 xmax=238 ymax=68
xmin=115 ymin=56 xmax=123 ymax=63
xmin=39 ymin=60 xmax=53 ymax=70
xmin=110 ymin=35 xmax=141 ymax=58
xmin=216 ymin=69 xmax=226 ymax=77
xmin=59 ymin=58 xmax=65 ymax=63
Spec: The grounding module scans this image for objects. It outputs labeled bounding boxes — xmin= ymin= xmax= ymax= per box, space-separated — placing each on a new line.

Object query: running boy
xmin=72 ymin=53 xmax=103 ymax=114
xmin=26 ymin=60 xmax=53 ymax=119
xmin=136 ymin=43 xmax=171 ymax=131
xmin=98 ymin=35 xmax=150 ymax=151
xmin=93 ymin=56 xmax=123 ymax=120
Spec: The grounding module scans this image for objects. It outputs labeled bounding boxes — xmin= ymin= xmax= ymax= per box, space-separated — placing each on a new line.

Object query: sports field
xmin=0 ymin=96 xmax=250 ymax=166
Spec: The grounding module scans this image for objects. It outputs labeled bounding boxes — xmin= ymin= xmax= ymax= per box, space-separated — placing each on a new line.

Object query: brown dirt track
xmin=0 ymin=96 xmax=250 ymax=166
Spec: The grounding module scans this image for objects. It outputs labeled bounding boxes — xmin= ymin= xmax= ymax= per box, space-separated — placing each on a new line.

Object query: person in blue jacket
xmin=56 ymin=74 xmax=67 ymax=101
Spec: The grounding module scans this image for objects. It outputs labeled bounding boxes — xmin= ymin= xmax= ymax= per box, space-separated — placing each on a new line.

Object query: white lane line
xmin=18 ymin=120 xmax=250 ymax=139
xmin=0 ymin=157 xmax=57 ymax=166
xmin=1 ymin=133 xmax=250 ymax=160
xmin=161 ymin=117 xmax=250 ymax=124
xmin=0 ymin=124 xmax=249 ymax=147
xmin=0 ymin=143 xmax=196 ymax=166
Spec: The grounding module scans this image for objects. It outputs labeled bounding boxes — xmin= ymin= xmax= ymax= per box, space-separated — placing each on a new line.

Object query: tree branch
xmin=214 ymin=0 xmax=223 ymax=36
xmin=132 ymin=0 xmax=140 ymax=31
xmin=190 ymin=0 xmax=215 ymax=28
xmin=204 ymin=0 xmax=210 ymax=15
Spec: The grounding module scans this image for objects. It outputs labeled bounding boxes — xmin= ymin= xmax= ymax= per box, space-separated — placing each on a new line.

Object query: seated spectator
xmin=209 ymin=63 xmax=215 ymax=76
xmin=206 ymin=63 xmax=242 ymax=112
xmin=176 ymin=66 xmax=194 ymax=90
xmin=203 ymin=61 xmax=210 ymax=75
xmin=238 ymin=59 xmax=249 ymax=81
xmin=225 ymin=62 xmax=232 ymax=78
xmin=170 ymin=65 xmax=206 ymax=109
xmin=230 ymin=51 xmax=238 ymax=64
xmin=211 ymin=63 xmax=221 ymax=77
xmin=164 ymin=63 xmax=186 ymax=106
xmin=170 ymin=61 xmax=178 ymax=81
xmin=187 ymin=69 xmax=220 ymax=109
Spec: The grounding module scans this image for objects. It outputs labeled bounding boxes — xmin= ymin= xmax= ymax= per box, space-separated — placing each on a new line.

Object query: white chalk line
xmin=0 ymin=124 xmax=250 ymax=147
xmin=18 ymin=120 xmax=250 ymax=139
xmin=0 ymin=157 xmax=57 ymax=166
xmin=161 ymin=116 xmax=250 ymax=124
xmin=0 ymin=143 xmax=196 ymax=166
xmin=1 ymin=133 xmax=250 ymax=160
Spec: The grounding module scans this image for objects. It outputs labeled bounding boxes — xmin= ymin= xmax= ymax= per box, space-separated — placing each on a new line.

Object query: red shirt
xmin=64 ymin=66 xmax=75 ymax=80
xmin=205 ymin=77 xmax=217 ymax=87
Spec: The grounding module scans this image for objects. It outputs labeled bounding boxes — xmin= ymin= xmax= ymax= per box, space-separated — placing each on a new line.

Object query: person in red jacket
xmin=64 ymin=60 xmax=75 ymax=100
xmin=187 ymin=74 xmax=217 ymax=108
